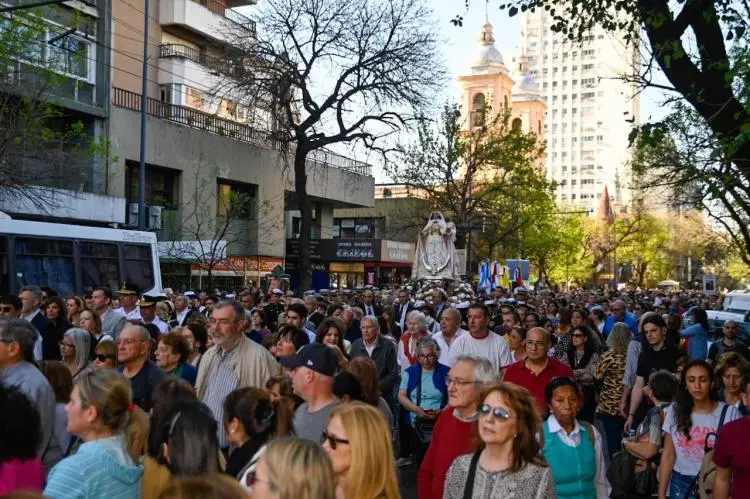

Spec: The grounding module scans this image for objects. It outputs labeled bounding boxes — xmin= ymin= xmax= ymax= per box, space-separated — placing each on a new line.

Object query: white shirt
xmin=446 ymin=331 xmax=513 ymax=372
xmin=174 ymin=308 xmax=190 ymax=327
xmin=432 ymin=328 xmax=467 ymax=366
xmin=546 ymin=415 xmax=611 ymax=498
xmin=115 ymin=306 xmax=142 ymax=321
xmin=145 ymin=317 xmax=169 ymax=334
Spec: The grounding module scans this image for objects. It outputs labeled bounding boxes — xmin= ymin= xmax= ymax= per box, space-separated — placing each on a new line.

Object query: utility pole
xmin=137 ymin=0 xmax=150 ymax=230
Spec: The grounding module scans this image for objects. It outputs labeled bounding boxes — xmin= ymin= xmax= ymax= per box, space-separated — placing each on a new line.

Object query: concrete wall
xmin=108 ymin=107 xmax=374 ymax=257
xmin=334 ymin=197 xmax=430 ymax=243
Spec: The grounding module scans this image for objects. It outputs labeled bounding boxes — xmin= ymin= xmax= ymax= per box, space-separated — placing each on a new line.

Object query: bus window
xmin=123 ymin=244 xmax=154 ymax=292
xmin=0 ymin=237 xmax=8 ymax=295
xmin=81 ymin=242 xmax=120 ymax=293
xmin=15 ymin=238 xmax=75 ymax=296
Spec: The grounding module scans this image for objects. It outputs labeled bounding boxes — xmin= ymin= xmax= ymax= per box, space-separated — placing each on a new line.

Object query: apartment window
xmin=571 ymin=194 xmax=577 ymax=200
xmin=559 ymin=179 xmax=567 ymax=186
xmin=333 ymin=218 xmax=384 ymax=239
xmin=582 ymin=92 xmax=595 ymax=99
xmin=216 ymin=179 xmax=257 ymax=219
xmin=583 ymin=64 xmax=595 ymax=70
xmin=583 ymin=49 xmax=595 ymax=56
xmin=581 ymin=179 xmax=595 ymax=185
xmin=125 ymin=161 xmax=180 ymax=206
xmin=572 ymin=179 xmax=577 ymax=185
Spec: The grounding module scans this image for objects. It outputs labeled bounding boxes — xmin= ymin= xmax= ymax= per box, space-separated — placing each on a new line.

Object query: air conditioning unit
xmin=148 ymin=205 xmax=163 ymax=230
xmin=126 ymin=203 xmax=139 ymax=227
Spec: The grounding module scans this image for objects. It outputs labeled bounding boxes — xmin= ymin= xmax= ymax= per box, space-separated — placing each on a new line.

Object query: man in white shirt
xmin=171 ymin=294 xmax=193 ymax=328
xmin=447 ymin=303 xmax=513 ymax=373
xmin=138 ymin=297 xmax=168 ymax=334
xmin=114 ymin=285 xmax=141 ymax=321
xmin=432 ymin=307 xmax=466 ymax=366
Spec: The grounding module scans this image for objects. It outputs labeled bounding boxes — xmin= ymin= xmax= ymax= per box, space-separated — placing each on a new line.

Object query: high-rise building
xmin=521 ymin=12 xmax=639 ymax=213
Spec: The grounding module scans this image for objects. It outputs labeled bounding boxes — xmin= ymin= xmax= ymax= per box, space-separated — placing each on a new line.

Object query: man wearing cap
xmin=513 ymin=286 xmax=529 ymax=305
xmin=265 ymin=289 xmax=285 ymax=330
xmin=138 ymin=296 xmax=169 ymax=334
xmin=114 ymin=285 xmax=141 ymax=321
xmin=197 ymin=299 xmax=281 ymax=449
xmin=281 ymin=343 xmax=340 ymax=442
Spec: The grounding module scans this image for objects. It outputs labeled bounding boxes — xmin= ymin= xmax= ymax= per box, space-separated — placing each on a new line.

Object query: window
xmin=48 ymin=36 xmax=92 ymax=80
xmin=15 ymin=238 xmax=75 ymax=296
xmin=216 ymin=179 xmax=257 ymax=219
xmin=123 ymin=245 xmax=154 ymax=293
xmin=125 ymin=162 xmax=180 ymax=206
xmin=80 ymin=242 xmax=119 ymax=292
xmin=0 ymin=237 xmax=7 ymax=295
xmin=471 ymin=93 xmax=486 ymax=127
xmin=512 ymin=118 xmax=522 ymax=131
xmin=581 ymin=179 xmax=595 ymax=185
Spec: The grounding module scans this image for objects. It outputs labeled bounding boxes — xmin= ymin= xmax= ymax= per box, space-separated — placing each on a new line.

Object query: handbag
xmin=412 ymin=375 xmax=436 ymax=444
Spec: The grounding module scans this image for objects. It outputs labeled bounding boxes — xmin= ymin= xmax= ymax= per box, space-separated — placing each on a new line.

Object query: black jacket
xmin=357 ymin=303 xmax=382 ymax=317
xmin=349 ymin=335 xmax=400 ymax=397
xmin=31 ymin=312 xmax=62 ymax=361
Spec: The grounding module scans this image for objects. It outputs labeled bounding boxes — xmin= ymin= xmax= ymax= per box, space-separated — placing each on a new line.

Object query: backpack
xmin=689 ymin=404 xmax=730 ymax=499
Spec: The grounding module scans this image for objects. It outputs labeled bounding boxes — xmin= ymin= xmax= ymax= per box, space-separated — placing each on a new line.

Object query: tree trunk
xmin=295 ymin=149 xmax=313 ymax=292
xmin=207 ymin=266 xmax=213 ymax=292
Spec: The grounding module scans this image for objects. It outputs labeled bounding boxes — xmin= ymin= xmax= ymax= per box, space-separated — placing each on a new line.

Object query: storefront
xmin=285 ymin=238 xmax=415 ymax=290
xmin=189 ymin=256 xmax=285 ymax=290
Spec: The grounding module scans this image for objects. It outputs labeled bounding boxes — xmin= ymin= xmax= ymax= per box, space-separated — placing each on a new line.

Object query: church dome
xmin=471 ymin=23 xmax=507 ymax=73
xmin=513 ymin=72 xmax=540 ymax=94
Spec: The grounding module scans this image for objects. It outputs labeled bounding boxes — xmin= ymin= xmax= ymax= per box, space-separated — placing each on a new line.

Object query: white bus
xmin=0 ymin=218 xmax=162 ymax=297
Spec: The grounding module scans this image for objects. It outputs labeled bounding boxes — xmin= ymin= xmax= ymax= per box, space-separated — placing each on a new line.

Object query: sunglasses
xmin=95 ymin=354 xmax=114 ymax=362
xmin=321 ymin=428 xmax=350 ymax=450
xmin=571 ymin=333 xmax=586 ymax=338
xmin=479 ymin=404 xmax=512 ymax=421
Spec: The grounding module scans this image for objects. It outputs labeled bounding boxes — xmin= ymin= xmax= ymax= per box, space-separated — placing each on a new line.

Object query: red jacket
xmin=417 ymin=408 xmax=476 ymax=499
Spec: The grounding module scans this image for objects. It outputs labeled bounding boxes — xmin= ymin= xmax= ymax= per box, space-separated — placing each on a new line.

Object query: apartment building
xmin=106 ymin=0 xmax=374 ymax=288
xmin=522 ymin=11 xmax=639 ymax=213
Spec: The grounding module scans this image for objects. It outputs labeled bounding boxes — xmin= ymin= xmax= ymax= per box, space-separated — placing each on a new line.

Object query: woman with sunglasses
xmin=443 ymin=382 xmax=555 ymax=498
xmin=542 ymin=376 xmax=610 ymax=499
xmin=92 ymin=340 xmax=118 ymax=370
xmin=658 ymin=360 xmax=741 ymax=499
xmin=251 ymin=436 xmax=335 ymax=499
xmin=562 ymin=324 xmax=600 ymax=423
xmin=43 ymin=369 xmax=149 ymax=498
xmin=321 ymin=402 xmax=400 ymax=499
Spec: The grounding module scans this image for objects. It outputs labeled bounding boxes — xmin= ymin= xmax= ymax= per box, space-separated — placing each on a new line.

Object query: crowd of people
xmin=0 ymin=281 xmax=748 ymax=498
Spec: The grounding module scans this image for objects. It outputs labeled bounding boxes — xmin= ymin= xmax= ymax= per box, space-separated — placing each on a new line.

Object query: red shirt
xmin=417 ymin=407 xmax=476 ymax=499
xmin=713 ymin=416 xmax=750 ymax=498
xmin=502 ymin=357 xmax=575 ymax=415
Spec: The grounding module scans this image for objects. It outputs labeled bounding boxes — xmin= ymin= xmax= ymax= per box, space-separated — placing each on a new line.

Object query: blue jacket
xmin=602 ymin=312 xmax=640 ymax=341
xmin=44 ymin=435 xmax=142 ymax=499
xmin=176 ymin=362 xmax=198 ymax=387
xmin=404 ymin=362 xmax=450 ymax=407
xmin=681 ymin=323 xmax=709 ymax=360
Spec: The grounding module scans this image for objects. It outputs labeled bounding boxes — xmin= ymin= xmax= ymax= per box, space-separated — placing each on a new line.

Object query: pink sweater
xmin=0 ymin=458 xmax=45 ymax=494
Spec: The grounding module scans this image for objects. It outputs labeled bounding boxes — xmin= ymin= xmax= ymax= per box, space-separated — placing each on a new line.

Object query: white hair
xmin=453 ymin=354 xmax=498 ymax=384
xmin=406 ymin=310 xmax=427 ymax=331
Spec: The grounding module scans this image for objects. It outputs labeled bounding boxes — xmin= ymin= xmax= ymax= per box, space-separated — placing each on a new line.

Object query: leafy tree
xmin=616 ymin=209 xmax=671 ymax=287
xmin=225 ymin=0 xmax=443 ymax=291
xmin=525 ymin=212 xmax=592 ymax=287
xmin=387 ymin=103 xmax=546 ymax=274
xmin=0 ymin=9 xmax=105 ymax=210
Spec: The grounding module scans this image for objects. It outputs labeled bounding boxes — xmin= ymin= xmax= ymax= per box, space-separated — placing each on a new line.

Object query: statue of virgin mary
xmin=412 ymin=212 xmax=459 ymax=281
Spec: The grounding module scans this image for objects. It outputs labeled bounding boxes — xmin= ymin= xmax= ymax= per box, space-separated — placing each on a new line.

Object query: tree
xmin=387 ymin=103 xmax=547 ymax=274
xmin=160 ymin=161 xmax=281 ymax=290
xmin=616 ymin=210 xmax=671 ymax=287
xmin=0 ymin=9 xmax=105 ymax=211
xmin=525 ymin=212 xmax=592 ymax=287
xmin=225 ymin=0 xmax=443 ymax=291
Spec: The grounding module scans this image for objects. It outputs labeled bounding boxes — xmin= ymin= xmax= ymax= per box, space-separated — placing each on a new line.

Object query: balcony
xmin=111 ymin=87 xmax=372 ymax=177
xmin=159 ymin=44 xmax=245 ymax=80
xmin=159 ymin=0 xmax=256 ymax=45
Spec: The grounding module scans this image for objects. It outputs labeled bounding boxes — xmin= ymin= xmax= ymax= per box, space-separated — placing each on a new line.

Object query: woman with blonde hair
xmin=251 ymin=436 xmax=336 ymax=499
xmin=322 ymin=402 xmax=400 ymax=499
xmin=66 ymin=296 xmax=86 ymax=327
xmin=44 ymin=369 xmax=149 ymax=498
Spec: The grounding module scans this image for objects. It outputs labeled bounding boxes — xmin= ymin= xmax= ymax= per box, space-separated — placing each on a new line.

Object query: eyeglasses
xmin=418 ymin=354 xmax=436 ymax=360
xmin=95 ymin=354 xmax=114 ymax=362
xmin=571 ymin=333 xmax=585 ymax=338
xmin=245 ymin=470 xmax=276 ymax=490
xmin=59 ymin=342 xmax=76 ymax=348
xmin=479 ymin=404 xmax=512 ymax=421
xmin=120 ymin=338 xmax=147 ymax=346
xmin=445 ymin=376 xmax=479 ymax=387
xmin=525 ymin=340 xmax=547 ymax=349
xmin=321 ymin=428 xmax=350 ymax=450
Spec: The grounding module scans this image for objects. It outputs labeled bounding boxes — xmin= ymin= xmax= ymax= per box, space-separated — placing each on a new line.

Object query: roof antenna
xmin=485 ymin=0 xmax=489 ymax=23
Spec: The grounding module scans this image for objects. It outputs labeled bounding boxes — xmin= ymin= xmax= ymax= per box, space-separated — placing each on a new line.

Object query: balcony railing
xmin=194 ymin=0 xmax=256 ymax=35
xmin=112 ymin=87 xmax=372 ymax=176
xmin=159 ymin=44 xmax=245 ymax=79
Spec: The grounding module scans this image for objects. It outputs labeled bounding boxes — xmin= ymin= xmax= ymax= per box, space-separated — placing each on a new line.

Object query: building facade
xmin=521 ymin=11 xmax=639 ymax=213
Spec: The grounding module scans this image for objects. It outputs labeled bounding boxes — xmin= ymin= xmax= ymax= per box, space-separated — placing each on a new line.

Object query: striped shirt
xmin=622 ymin=340 xmax=642 ymax=388
xmin=201 ymin=341 xmax=240 ymax=448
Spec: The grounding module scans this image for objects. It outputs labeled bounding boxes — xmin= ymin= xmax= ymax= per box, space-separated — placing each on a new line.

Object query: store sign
xmin=331 ymin=239 xmax=379 ymax=260
xmin=190 ymin=256 xmax=283 ymax=275
xmin=380 ymin=240 xmax=415 ymax=263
